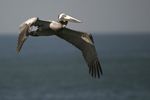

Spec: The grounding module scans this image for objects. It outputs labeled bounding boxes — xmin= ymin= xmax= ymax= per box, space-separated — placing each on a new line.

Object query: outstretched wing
xmin=16 ymin=17 xmax=38 ymax=54
xmin=16 ymin=17 xmax=53 ymax=54
xmin=56 ymin=28 xmax=103 ymax=78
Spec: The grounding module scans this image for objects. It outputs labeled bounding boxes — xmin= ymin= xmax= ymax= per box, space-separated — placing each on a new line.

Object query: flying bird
xmin=16 ymin=13 xmax=103 ymax=78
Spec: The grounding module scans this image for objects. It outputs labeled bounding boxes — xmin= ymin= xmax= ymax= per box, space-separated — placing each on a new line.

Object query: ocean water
xmin=0 ymin=33 xmax=150 ymax=100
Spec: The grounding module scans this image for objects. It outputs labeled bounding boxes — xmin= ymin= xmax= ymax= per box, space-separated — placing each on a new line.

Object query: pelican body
xmin=16 ymin=13 xmax=103 ymax=78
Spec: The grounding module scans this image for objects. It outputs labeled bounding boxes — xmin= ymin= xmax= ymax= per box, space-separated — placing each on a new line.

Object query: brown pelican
xmin=16 ymin=13 xmax=103 ymax=78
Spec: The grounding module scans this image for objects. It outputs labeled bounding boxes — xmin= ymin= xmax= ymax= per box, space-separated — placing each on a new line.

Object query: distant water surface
xmin=0 ymin=33 xmax=150 ymax=100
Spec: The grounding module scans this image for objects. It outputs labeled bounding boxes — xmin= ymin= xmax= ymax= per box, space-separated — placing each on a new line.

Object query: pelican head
xmin=58 ymin=13 xmax=82 ymax=23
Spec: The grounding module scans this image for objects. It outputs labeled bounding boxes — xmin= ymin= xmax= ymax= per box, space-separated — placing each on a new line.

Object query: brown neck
xmin=60 ymin=21 xmax=68 ymax=28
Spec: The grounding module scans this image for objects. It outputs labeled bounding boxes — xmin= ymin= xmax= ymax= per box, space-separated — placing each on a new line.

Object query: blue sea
xmin=0 ymin=33 xmax=150 ymax=100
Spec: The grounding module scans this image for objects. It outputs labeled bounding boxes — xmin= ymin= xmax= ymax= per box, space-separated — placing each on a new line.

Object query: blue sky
xmin=0 ymin=0 xmax=150 ymax=34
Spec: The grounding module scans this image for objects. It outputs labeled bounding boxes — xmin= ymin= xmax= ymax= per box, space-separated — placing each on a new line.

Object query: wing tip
xmin=16 ymin=50 xmax=20 ymax=54
xmin=16 ymin=47 xmax=20 ymax=54
xmin=89 ymin=60 xmax=103 ymax=79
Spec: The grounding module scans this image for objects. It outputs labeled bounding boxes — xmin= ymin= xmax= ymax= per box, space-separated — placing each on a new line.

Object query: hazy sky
xmin=0 ymin=0 xmax=150 ymax=34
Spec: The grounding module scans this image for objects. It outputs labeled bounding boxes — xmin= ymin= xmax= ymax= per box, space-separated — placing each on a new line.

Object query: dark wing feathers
xmin=16 ymin=17 xmax=49 ymax=54
xmin=56 ymin=28 xmax=103 ymax=78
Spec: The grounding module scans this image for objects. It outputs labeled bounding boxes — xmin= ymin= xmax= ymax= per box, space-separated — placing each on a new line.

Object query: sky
xmin=0 ymin=0 xmax=150 ymax=34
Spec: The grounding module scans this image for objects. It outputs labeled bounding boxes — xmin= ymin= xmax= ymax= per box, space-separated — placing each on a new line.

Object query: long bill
xmin=62 ymin=15 xmax=82 ymax=23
